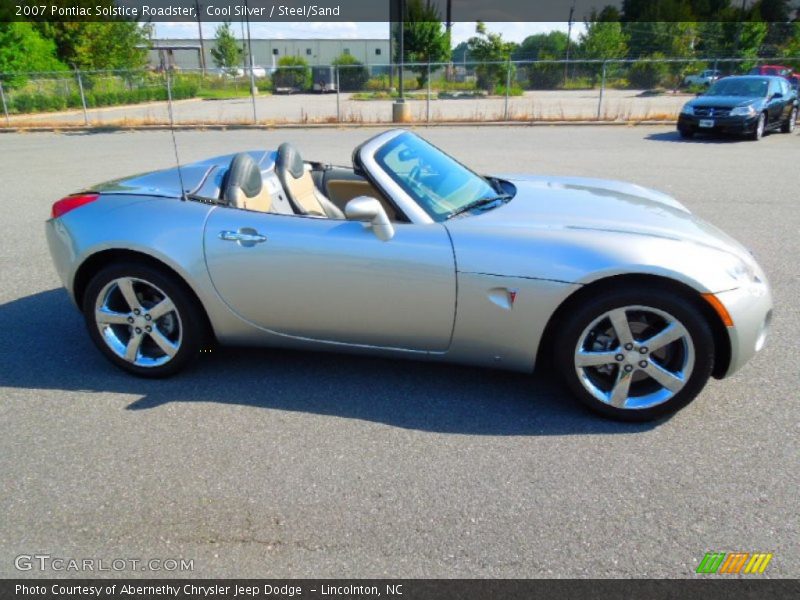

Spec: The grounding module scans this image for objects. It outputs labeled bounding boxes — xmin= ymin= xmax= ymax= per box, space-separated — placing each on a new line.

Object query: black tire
xmin=750 ymin=112 xmax=766 ymax=141
xmin=678 ymin=127 xmax=694 ymax=139
xmin=554 ymin=285 xmax=715 ymax=422
xmin=82 ymin=262 xmax=207 ymax=377
xmin=781 ymin=107 xmax=797 ymax=133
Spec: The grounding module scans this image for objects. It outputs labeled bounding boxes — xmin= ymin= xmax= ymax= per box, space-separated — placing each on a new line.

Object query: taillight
xmin=51 ymin=193 xmax=100 ymax=219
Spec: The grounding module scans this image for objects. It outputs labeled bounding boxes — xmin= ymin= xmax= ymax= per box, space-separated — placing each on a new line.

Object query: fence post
xmin=165 ymin=70 xmax=175 ymax=124
xmin=504 ymin=61 xmax=511 ymax=121
xmin=0 ymin=81 xmax=9 ymax=127
xmin=597 ymin=61 xmax=607 ymax=120
xmin=426 ymin=62 xmax=431 ymax=123
xmin=249 ymin=72 xmax=257 ymax=124
xmin=335 ymin=65 xmax=341 ymax=123
xmin=75 ymin=68 xmax=89 ymax=125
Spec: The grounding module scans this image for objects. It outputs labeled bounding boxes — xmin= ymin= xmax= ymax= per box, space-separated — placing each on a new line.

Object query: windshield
xmin=374 ymin=132 xmax=500 ymax=221
xmin=706 ymin=78 xmax=768 ymax=97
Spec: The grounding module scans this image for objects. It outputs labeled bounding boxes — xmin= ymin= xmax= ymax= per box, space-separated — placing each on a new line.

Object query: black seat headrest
xmin=224 ymin=153 xmax=262 ymax=201
xmin=276 ymin=143 xmax=305 ymax=179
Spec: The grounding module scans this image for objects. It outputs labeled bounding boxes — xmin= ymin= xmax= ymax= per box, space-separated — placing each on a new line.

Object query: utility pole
xmin=244 ymin=0 xmax=257 ymax=121
xmin=194 ymin=0 xmax=206 ymax=75
xmin=446 ymin=0 xmax=453 ymax=81
xmin=565 ymin=0 xmax=575 ymax=85
xmin=392 ymin=0 xmax=410 ymax=122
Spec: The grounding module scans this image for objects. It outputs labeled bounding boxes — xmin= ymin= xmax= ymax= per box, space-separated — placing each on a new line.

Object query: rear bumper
xmin=678 ymin=113 xmax=759 ymax=135
xmin=45 ymin=218 xmax=78 ymax=304
xmin=715 ymin=281 xmax=773 ymax=377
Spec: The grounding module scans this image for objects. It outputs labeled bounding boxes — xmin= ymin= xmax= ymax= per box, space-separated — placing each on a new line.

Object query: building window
xmin=343 ymin=48 xmax=350 ymax=55
xmin=272 ymin=49 xmax=279 ymax=55
xmin=375 ymin=48 xmax=382 ymax=56
xmin=306 ymin=48 xmax=312 ymax=56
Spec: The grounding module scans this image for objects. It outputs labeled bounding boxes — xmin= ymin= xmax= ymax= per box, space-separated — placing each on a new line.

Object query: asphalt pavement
xmin=0 ymin=125 xmax=797 ymax=578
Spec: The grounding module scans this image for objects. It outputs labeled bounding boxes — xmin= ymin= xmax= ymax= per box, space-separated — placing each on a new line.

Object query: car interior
xmin=218 ymin=143 xmax=406 ymax=223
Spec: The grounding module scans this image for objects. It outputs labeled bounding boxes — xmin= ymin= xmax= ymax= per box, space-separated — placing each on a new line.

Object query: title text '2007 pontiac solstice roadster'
xmin=46 ymin=130 xmax=772 ymax=421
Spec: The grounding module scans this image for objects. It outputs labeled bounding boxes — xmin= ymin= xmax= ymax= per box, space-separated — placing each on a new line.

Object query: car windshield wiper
xmin=446 ymin=194 xmax=511 ymax=219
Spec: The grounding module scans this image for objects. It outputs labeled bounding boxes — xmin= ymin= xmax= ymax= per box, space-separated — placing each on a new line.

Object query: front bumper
xmin=715 ymin=280 xmax=773 ymax=377
xmin=678 ymin=113 xmax=759 ymax=135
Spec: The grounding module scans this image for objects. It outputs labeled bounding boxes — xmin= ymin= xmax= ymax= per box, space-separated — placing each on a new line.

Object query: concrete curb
xmin=0 ymin=120 xmax=677 ymax=133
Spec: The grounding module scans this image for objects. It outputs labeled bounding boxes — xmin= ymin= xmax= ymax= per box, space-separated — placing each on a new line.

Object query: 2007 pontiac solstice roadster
xmin=46 ymin=130 xmax=772 ymax=421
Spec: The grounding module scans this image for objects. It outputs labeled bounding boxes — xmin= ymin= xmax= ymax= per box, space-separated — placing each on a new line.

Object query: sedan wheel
xmin=751 ymin=112 xmax=766 ymax=140
xmin=555 ymin=286 xmax=714 ymax=421
xmin=83 ymin=263 xmax=206 ymax=377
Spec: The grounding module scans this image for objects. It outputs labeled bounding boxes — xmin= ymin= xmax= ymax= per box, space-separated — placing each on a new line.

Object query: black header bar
xmin=3 ymin=579 xmax=800 ymax=600
xmin=3 ymin=0 xmax=798 ymax=23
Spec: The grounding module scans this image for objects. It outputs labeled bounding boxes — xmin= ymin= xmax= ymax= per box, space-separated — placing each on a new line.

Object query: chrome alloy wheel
xmin=573 ymin=305 xmax=695 ymax=410
xmin=94 ymin=277 xmax=183 ymax=367
xmin=756 ymin=113 xmax=766 ymax=139
xmin=789 ymin=108 xmax=797 ymax=133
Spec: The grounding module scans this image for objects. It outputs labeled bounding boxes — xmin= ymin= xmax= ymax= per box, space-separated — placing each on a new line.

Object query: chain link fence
xmin=2 ymin=56 xmax=799 ymax=127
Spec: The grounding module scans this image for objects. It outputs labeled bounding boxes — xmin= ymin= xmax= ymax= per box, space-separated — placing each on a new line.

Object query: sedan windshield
xmin=374 ymin=132 xmax=502 ymax=221
xmin=706 ymin=77 xmax=768 ymax=97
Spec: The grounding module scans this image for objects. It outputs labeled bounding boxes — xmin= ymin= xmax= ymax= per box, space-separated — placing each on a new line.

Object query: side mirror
xmin=345 ymin=196 xmax=395 ymax=241
xmin=772 ymin=92 xmax=783 ymax=100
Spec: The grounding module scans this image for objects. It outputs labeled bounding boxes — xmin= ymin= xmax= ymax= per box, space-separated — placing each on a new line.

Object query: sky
xmin=153 ymin=21 xmax=583 ymax=44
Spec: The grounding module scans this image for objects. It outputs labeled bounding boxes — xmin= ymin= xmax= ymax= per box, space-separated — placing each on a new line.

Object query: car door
xmin=766 ymin=79 xmax=785 ymax=125
xmin=777 ymin=79 xmax=794 ymax=121
xmin=203 ymin=206 xmax=456 ymax=351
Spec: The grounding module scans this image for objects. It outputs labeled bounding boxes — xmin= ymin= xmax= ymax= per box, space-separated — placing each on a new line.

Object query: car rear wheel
xmin=750 ymin=112 xmax=766 ymax=140
xmin=554 ymin=286 xmax=714 ymax=421
xmin=781 ymin=107 xmax=797 ymax=133
xmin=83 ymin=262 xmax=206 ymax=377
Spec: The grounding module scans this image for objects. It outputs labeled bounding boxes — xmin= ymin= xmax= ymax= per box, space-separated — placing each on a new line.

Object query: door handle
xmin=219 ymin=228 xmax=267 ymax=247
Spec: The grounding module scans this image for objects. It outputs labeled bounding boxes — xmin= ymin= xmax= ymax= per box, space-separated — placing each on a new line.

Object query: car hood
xmin=450 ymin=175 xmax=749 ymax=257
xmin=687 ymin=95 xmax=763 ymax=108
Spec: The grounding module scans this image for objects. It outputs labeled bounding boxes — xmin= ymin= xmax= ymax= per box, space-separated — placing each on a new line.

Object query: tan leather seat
xmin=223 ymin=153 xmax=272 ymax=213
xmin=275 ymin=143 xmax=345 ymax=219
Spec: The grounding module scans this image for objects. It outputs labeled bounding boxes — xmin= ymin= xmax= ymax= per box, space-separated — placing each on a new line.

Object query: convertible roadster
xmin=46 ymin=130 xmax=772 ymax=421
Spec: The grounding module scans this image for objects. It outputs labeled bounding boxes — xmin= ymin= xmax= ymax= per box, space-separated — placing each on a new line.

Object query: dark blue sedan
xmin=677 ymin=75 xmax=798 ymax=140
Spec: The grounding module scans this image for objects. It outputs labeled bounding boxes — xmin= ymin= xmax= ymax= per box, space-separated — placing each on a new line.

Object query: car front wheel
xmin=750 ymin=112 xmax=766 ymax=140
xmin=555 ymin=286 xmax=714 ymax=421
xmin=83 ymin=262 xmax=206 ymax=377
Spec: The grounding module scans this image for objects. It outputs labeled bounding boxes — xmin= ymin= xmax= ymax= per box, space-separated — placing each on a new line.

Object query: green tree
xmin=272 ymin=56 xmax=311 ymax=91
xmin=0 ymin=23 xmax=66 ymax=86
xmin=210 ymin=22 xmax=243 ymax=74
xmin=451 ymin=41 xmax=471 ymax=64
xmin=36 ymin=1 xmax=149 ymax=71
xmin=467 ymin=22 xmax=517 ymax=93
xmin=579 ymin=21 xmax=628 ymax=84
xmin=401 ymin=0 xmax=451 ymax=87
xmin=628 ymin=52 xmax=670 ymax=88
xmin=332 ymin=54 xmax=369 ymax=91
xmin=514 ymin=32 xmax=568 ymax=90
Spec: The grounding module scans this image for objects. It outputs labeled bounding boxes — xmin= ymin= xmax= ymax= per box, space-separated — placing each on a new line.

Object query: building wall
xmin=150 ymin=39 xmax=391 ymax=71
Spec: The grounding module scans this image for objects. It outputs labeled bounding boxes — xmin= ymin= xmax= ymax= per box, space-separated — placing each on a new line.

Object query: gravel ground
xmin=5 ymin=89 xmax=688 ymax=126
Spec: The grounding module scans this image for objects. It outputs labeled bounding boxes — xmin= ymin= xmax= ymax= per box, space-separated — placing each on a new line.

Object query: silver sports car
xmin=46 ymin=129 xmax=772 ymax=421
